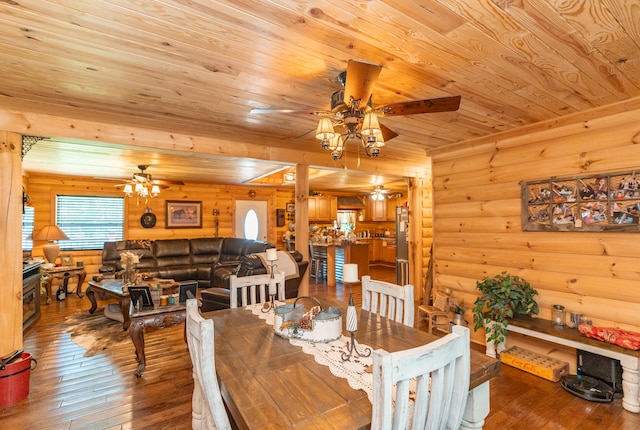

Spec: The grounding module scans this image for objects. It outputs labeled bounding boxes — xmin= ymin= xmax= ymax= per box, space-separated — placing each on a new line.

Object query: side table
xmin=129 ymin=304 xmax=187 ymax=377
xmin=41 ymin=266 xmax=87 ymax=304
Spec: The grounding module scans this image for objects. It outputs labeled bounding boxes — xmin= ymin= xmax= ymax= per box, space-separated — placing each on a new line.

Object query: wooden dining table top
xmin=203 ymin=295 xmax=500 ymax=430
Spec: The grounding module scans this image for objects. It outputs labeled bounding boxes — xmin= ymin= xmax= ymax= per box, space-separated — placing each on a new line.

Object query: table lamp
xmin=34 ymin=224 xmax=69 ymax=264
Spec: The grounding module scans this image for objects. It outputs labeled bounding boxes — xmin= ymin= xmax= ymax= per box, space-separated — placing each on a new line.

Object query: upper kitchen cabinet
xmin=309 ymin=195 xmax=337 ymax=222
xmin=363 ymin=195 xmax=400 ymax=221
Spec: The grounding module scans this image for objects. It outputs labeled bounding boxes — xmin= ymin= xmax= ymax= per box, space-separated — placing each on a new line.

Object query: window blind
xmin=22 ymin=206 xmax=35 ymax=251
xmin=56 ymin=195 xmax=124 ymax=250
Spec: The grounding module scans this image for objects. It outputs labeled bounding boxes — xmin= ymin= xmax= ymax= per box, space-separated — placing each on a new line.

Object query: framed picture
xmin=179 ymin=281 xmax=198 ymax=303
xmin=165 ymin=200 xmax=202 ymax=228
xmin=286 ymin=203 xmax=295 ymax=212
xmin=128 ymin=286 xmax=154 ymax=309
xmin=522 ymin=169 xmax=640 ymax=232
xmin=60 ymin=254 xmax=74 ymax=266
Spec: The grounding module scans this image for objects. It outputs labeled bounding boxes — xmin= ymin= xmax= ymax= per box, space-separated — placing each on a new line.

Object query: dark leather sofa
xmin=99 ymin=238 xmax=308 ymax=309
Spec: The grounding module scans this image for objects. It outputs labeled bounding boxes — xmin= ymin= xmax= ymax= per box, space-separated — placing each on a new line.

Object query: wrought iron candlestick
xmin=341 ymin=264 xmax=371 ymax=361
xmin=262 ymin=248 xmax=278 ymax=313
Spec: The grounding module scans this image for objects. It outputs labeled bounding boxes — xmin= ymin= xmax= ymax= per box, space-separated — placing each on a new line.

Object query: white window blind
xmin=22 ymin=206 xmax=35 ymax=251
xmin=56 ymin=195 xmax=124 ymax=250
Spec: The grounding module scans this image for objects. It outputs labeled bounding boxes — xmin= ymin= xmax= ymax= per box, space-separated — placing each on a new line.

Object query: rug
xmin=64 ymin=309 xmax=131 ymax=357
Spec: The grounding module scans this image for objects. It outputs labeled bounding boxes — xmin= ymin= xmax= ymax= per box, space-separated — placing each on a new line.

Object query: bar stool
xmin=309 ymin=240 xmax=326 ymax=283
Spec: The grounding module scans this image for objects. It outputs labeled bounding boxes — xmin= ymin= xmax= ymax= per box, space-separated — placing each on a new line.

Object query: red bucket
xmin=0 ymin=352 xmax=33 ymax=407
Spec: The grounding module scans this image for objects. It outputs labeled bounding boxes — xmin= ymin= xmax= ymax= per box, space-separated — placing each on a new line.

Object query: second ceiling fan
xmin=251 ymin=59 xmax=461 ymax=159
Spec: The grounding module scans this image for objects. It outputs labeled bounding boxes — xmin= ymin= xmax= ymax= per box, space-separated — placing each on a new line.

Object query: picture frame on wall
xmin=165 ymin=200 xmax=202 ymax=228
xmin=522 ymin=169 xmax=640 ymax=232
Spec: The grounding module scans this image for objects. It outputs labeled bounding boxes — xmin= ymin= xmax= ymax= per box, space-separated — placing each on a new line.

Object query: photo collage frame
xmin=522 ymin=170 xmax=640 ymax=232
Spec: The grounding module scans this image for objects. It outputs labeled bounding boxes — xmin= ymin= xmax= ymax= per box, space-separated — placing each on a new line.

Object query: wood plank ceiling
xmin=2 ymin=0 xmax=639 ymax=193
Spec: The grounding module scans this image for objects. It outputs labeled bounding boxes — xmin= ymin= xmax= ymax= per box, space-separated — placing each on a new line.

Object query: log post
xmin=0 ymin=131 xmax=24 ymax=355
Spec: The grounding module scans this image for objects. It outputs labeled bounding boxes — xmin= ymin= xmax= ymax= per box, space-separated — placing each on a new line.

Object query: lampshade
xmin=315 ymin=118 xmax=335 ymax=140
xmin=360 ymin=112 xmax=381 ymax=136
xmin=34 ymin=225 xmax=69 ymax=264
xmin=34 ymin=225 xmax=69 ymax=241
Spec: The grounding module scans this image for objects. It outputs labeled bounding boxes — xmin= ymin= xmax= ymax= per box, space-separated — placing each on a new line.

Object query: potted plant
xmin=472 ymin=272 xmax=539 ymax=357
xmin=451 ymin=300 xmax=467 ymax=327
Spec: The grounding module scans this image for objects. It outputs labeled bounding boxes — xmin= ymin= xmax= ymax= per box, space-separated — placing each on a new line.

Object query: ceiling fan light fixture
xmin=371 ymin=186 xmax=386 ymax=200
xmin=120 ymin=165 xmax=164 ymax=205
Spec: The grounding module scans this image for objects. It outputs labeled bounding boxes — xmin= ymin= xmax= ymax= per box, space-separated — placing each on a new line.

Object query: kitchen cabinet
xmin=381 ymin=243 xmax=396 ymax=264
xmin=362 ymin=196 xmax=387 ymax=221
xmin=371 ymin=238 xmax=396 ymax=263
xmin=309 ymin=195 xmax=336 ymax=222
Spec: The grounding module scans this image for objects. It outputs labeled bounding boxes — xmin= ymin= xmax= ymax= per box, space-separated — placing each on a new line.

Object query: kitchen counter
xmin=313 ymin=242 xmax=369 ymax=287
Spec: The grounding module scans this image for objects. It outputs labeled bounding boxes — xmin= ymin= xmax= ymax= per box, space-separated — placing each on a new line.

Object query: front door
xmin=234 ymin=200 xmax=268 ymax=241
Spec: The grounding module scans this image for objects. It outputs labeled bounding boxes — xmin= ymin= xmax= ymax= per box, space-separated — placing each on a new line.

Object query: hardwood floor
xmin=1 ymin=264 xmax=638 ymax=429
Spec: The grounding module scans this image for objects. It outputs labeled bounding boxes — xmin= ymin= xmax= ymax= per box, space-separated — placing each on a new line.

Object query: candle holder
xmin=261 ymin=257 xmax=278 ymax=313
xmin=341 ymin=278 xmax=371 ymax=362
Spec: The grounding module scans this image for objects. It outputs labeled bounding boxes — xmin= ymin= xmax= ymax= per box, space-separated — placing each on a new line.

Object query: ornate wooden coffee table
xmin=86 ymin=278 xmax=178 ymax=330
xmin=129 ymin=304 xmax=186 ymax=377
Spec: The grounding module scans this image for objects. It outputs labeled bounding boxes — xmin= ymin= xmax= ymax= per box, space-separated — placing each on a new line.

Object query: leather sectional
xmin=100 ymin=237 xmax=308 ymax=310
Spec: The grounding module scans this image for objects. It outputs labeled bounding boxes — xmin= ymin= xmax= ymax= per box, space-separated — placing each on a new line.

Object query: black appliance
xmin=561 ymin=349 xmax=623 ymax=402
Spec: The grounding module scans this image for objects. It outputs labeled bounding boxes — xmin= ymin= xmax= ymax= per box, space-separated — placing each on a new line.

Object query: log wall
xmin=430 ymin=98 xmax=640 ymax=359
xmin=25 ymin=173 xmax=295 ymax=281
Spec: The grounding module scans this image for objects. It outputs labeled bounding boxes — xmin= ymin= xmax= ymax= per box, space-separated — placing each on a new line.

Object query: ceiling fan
xmin=250 ymin=59 xmax=461 ymax=159
xmin=115 ymin=165 xmax=184 ymax=202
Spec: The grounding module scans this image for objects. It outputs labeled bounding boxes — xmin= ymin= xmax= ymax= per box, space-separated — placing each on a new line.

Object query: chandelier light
xmin=371 ymin=185 xmax=386 ymax=201
xmin=315 ymin=108 xmax=385 ymax=160
xmin=121 ymin=165 xmax=162 ymax=205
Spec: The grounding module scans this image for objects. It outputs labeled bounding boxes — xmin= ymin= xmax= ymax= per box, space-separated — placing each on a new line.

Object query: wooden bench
xmin=507 ymin=315 xmax=640 ymax=413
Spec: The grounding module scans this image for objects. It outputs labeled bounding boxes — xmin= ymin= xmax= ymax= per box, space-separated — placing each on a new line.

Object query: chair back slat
xmin=372 ymin=325 xmax=471 ymax=430
xmin=361 ymin=275 xmax=414 ymax=327
xmin=229 ymin=271 xmax=286 ymax=308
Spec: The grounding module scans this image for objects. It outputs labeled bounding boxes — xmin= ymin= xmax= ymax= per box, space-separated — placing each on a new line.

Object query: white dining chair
xmin=229 ymin=270 xmax=286 ymax=308
xmin=186 ymin=298 xmax=232 ymax=430
xmin=371 ymin=325 xmax=471 ymax=430
xmin=361 ymin=275 xmax=415 ymax=327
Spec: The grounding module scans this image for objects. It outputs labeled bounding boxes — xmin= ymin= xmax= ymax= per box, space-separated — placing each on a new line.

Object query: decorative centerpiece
xmin=274 ymin=297 xmax=342 ymax=342
xmin=120 ymin=250 xmax=140 ymax=287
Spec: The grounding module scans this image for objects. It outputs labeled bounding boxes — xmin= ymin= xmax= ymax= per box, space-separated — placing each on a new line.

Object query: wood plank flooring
xmin=1 ymin=264 xmax=639 ymax=429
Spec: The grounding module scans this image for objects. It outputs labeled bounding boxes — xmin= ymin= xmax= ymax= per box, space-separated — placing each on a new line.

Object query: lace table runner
xmin=246 ymin=303 xmax=375 ymax=402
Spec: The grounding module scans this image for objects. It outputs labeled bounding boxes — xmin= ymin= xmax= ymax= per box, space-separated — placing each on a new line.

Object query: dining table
xmin=204 ymin=295 xmax=500 ymax=429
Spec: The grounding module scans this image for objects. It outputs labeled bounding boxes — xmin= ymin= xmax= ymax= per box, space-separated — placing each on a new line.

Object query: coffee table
xmin=86 ymin=278 xmax=178 ymax=330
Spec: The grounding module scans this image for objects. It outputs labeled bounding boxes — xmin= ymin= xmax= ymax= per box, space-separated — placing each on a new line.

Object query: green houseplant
xmin=472 ymin=272 xmax=539 ymax=356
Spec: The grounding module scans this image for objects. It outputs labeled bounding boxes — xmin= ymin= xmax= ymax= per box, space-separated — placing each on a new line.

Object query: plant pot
xmin=452 ymin=313 xmax=467 ymax=327
xmin=483 ymin=319 xmax=507 ymax=358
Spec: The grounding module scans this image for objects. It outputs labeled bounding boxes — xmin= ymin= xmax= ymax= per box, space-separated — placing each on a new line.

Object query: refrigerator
xmin=395 ymin=206 xmax=409 ymax=285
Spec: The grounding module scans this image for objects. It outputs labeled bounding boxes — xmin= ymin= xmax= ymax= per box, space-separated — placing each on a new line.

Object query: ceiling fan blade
xmin=152 ymin=179 xmax=185 ymax=186
xmin=250 ymin=108 xmax=321 ymax=115
xmin=377 ymin=95 xmax=461 ymax=116
xmin=343 ymin=60 xmax=382 ymax=108
xmin=379 ymin=123 xmax=399 ymax=142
